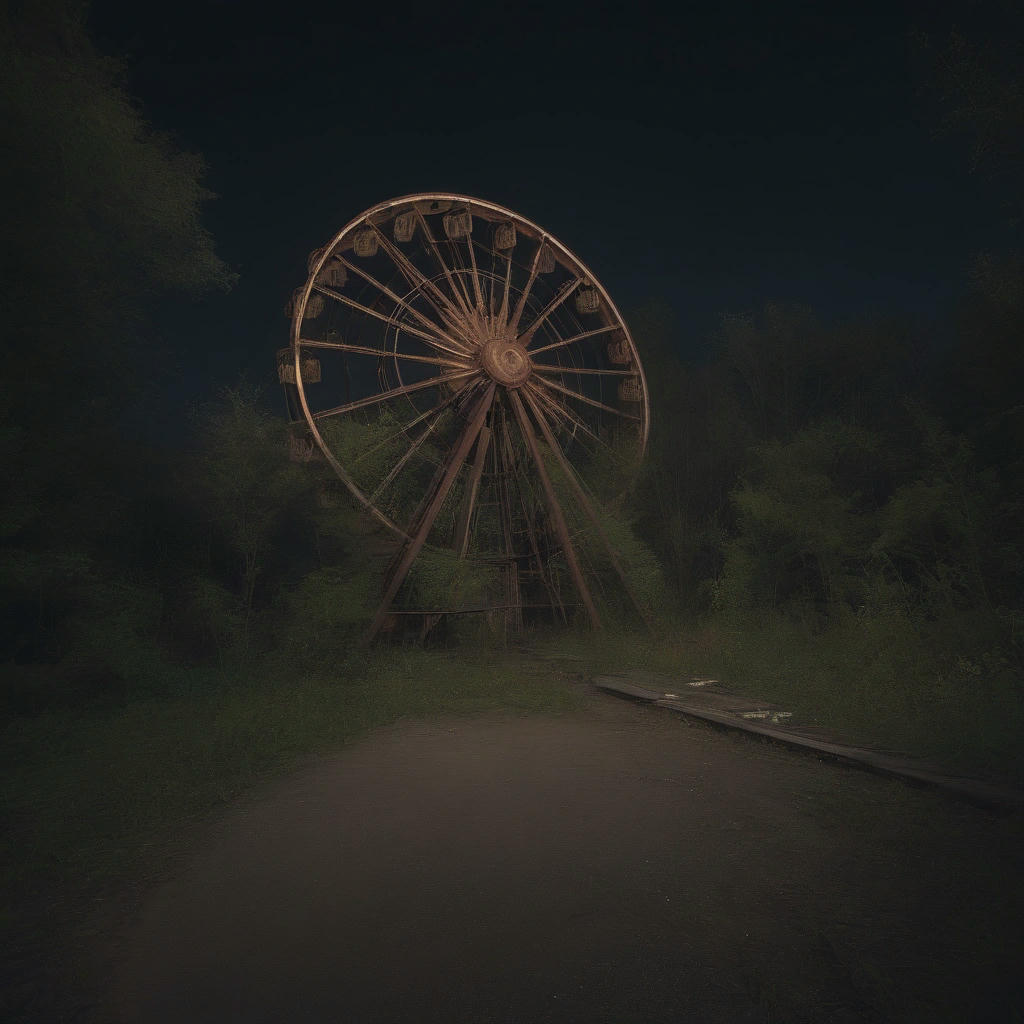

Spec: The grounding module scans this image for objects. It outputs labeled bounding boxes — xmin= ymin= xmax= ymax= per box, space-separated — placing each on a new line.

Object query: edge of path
xmin=592 ymin=671 xmax=1024 ymax=811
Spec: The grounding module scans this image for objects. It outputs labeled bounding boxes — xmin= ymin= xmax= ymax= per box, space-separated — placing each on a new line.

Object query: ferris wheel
xmin=278 ymin=193 xmax=651 ymax=643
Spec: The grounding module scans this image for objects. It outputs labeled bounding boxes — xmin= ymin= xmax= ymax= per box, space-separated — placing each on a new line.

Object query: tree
xmin=188 ymin=384 xmax=317 ymax=653
xmin=0 ymin=0 xmax=234 ymax=434
xmin=919 ymin=7 xmax=1024 ymax=212
xmin=713 ymin=420 xmax=885 ymax=619
xmin=0 ymin=0 xmax=234 ymax=697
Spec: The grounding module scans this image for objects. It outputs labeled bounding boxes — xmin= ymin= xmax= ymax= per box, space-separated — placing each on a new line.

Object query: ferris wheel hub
xmin=479 ymin=339 xmax=531 ymax=387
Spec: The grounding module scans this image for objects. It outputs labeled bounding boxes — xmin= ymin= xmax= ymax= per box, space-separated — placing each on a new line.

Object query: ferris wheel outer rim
xmin=289 ymin=192 xmax=651 ymax=540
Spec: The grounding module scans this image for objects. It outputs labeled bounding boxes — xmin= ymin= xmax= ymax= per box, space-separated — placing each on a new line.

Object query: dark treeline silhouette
xmin=635 ymin=294 xmax=1022 ymax=635
xmin=1 ymin=0 xmax=238 ymax=710
xmin=1 ymin=2 xmax=1021 ymax=776
xmin=628 ymin=9 xmax=1024 ymax=687
xmin=4 ymin=9 xmax=1023 ymax=1024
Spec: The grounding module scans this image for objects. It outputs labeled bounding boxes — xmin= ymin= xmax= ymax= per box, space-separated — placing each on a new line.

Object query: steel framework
xmin=277 ymin=194 xmax=652 ymax=644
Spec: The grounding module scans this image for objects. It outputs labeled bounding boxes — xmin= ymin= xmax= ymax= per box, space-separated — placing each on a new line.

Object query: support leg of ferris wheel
xmin=361 ymin=383 xmax=496 ymax=647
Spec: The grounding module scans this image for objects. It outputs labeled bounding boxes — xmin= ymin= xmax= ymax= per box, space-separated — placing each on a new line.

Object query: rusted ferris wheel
xmin=278 ymin=193 xmax=652 ymax=644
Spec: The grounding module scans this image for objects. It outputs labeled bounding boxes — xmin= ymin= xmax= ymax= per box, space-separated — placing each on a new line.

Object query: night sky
xmin=88 ymin=0 xmax=1003 ymax=413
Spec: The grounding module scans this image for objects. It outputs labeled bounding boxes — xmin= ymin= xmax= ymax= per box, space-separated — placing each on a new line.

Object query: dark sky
xmin=88 ymin=0 xmax=1003 ymax=406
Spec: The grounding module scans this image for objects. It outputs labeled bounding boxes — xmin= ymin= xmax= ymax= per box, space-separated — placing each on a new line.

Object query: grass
xmin=1 ymin=644 xmax=583 ymax=1022
xmin=3 ymin=647 xmax=583 ymax=890
xmin=4 ymin=616 xmax=1022 ymax=1021
xmin=524 ymin=612 xmax=1024 ymax=786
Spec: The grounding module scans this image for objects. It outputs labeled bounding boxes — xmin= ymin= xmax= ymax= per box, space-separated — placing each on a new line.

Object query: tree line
xmin=1 ymin=1 xmax=1020 ymax=720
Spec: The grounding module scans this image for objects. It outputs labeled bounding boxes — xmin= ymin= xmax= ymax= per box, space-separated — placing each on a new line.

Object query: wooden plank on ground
xmin=592 ymin=677 xmax=664 ymax=702
xmin=594 ymin=675 xmax=788 ymax=717
xmin=593 ymin=674 xmax=1024 ymax=811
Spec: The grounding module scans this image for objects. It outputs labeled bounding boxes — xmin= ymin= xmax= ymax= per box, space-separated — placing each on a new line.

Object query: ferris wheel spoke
xmin=519 ymin=278 xmax=583 ymax=347
xmin=441 ymin=237 xmax=476 ymax=315
xmin=487 ymin=246 xmax=498 ymax=320
xmin=497 ymin=248 xmax=514 ymax=325
xmin=351 ymin=388 xmax=465 ymax=468
xmin=523 ymin=391 xmax=605 ymax=504
xmin=493 ymin=414 xmax=517 ymax=559
xmin=529 ymin=323 xmax=621 ymax=355
xmin=532 ymin=363 xmax=637 ymax=377
xmin=331 ymin=256 xmax=474 ymax=357
xmin=508 ymin=389 xmax=601 ymax=630
xmin=496 ymin=410 xmax=552 ymax=606
xmin=533 ymin=374 xmax=642 ymax=421
xmin=452 ymin=421 xmax=492 ymax=557
xmin=463 ymin=235 xmax=486 ymax=313
xmin=367 ymin=408 xmax=450 ymax=506
xmin=508 ymin=239 xmax=546 ymax=333
xmin=370 ymin=228 xmax=475 ymax=345
xmin=523 ymin=381 xmax=623 ymax=460
xmin=313 ymin=283 xmax=465 ymax=355
xmin=313 ymin=368 xmax=478 ymax=420
xmin=521 ymin=388 xmax=654 ymax=628
xmin=363 ymin=382 xmax=496 ymax=646
xmin=299 ymin=337 xmax=472 ymax=371
xmin=413 ymin=210 xmax=475 ymax=320
xmin=497 ymin=412 xmax=564 ymax=618
xmin=522 ymin=391 xmax=612 ymax=502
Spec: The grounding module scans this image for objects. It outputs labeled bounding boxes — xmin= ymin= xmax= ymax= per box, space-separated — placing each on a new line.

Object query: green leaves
xmin=715 ymin=421 xmax=883 ymax=616
xmin=405 ymin=548 xmax=498 ymax=612
xmin=187 ymin=383 xmax=321 ymax=650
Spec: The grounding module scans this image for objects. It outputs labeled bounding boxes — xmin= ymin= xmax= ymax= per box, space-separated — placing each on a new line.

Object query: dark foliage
xmin=1 ymin=2 xmax=1020 ymax=742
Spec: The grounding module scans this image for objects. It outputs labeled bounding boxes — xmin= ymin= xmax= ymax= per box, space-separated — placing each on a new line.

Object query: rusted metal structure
xmin=277 ymin=194 xmax=651 ymax=644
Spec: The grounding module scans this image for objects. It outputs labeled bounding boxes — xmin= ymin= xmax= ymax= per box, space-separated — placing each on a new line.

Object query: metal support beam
xmin=522 ymin=386 xmax=655 ymax=631
xmin=508 ymin=389 xmax=601 ymax=631
xmin=363 ymin=383 xmax=496 ymax=646
xmin=453 ymin=425 xmax=491 ymax=557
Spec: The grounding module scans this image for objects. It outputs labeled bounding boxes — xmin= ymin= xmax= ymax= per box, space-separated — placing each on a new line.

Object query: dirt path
xmin=99 ymin=685 xmax=1023 ymax=1023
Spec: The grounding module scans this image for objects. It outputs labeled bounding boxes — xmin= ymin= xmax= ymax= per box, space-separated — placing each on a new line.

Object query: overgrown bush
xmin=280 ymin=567 xmax=376 ymax=665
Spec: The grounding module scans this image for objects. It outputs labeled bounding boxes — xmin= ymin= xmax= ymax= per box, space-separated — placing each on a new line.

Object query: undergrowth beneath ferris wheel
xmin=277 ymin=194 xmax=659 ymax=645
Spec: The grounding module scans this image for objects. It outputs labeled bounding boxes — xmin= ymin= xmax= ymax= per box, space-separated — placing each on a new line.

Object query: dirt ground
xmin=96 ymin=683 xmax=1024 ymax=1023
